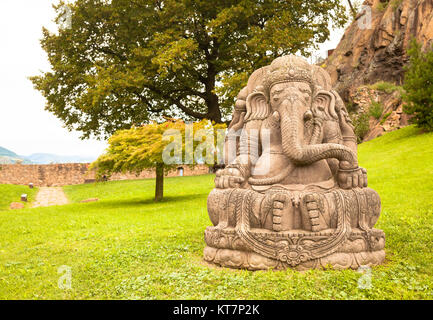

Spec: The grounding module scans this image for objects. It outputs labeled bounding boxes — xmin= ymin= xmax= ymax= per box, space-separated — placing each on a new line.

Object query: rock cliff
xmin=324 ymin=0 xmax=433 ymax=141
xmin=350 ymin=85 xmax=410 ymax=141
xmin=325 ymin=0 xmax=433 ymax=101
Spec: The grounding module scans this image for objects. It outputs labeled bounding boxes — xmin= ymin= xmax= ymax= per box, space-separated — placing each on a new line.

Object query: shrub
xmin=352 ymin=113 xmax=370 ymax=143
xmin=402 ymin=40 xmax=433 ymax=131
xmin=391 ymin=0 xmax=403 ymax=10
xmin=376 ymin=1 xmax=389 ymax=12
xmin=346 ymin=100 xmax=357 ymax=114
xmin=369 ymin=100 xmax=384 ymax=119
xmin=380 ymin=111 xmax=392 ymax=125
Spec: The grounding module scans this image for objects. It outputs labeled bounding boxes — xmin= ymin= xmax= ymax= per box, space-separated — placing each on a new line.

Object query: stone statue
xmin=204 ymin=56 xmax=385 ymax=270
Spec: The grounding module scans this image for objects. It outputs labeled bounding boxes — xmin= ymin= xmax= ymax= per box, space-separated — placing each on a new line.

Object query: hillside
xmin=0 ymin=146 xmax=31 ymax=164
xmin=0 ymin=146 xmax=18 ymax=158
xmin=0 ymin=146 xmax=96 ymax=164
xmin=1 ymin=126 xmax=432 ymax=299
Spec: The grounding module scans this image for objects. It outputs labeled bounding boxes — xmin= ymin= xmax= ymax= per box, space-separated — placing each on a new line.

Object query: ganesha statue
xmin=203 ymin=55 xmax=385 ymax=270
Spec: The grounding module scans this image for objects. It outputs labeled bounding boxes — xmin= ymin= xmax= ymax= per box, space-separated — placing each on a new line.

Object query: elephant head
xmin=245 ymin=55 xmax=358 ymax=171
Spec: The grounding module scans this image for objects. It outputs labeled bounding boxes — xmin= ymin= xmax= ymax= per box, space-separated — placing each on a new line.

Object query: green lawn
xmin=1 ymin=125 xmax=433 ymax=299
xmin=0 ymin=184 xmax=38 ymax=210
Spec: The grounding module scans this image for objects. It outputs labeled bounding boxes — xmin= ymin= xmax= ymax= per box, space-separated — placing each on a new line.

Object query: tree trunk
xmin=207 ymin=93 xmax=222 ymax=123
xmin=347 ymin=0 xmax=356 ymax=15
xmin=204 ymin=59 xmax=222 ymax=123
xmin=155 ymin=163 xmax=164 ymax=202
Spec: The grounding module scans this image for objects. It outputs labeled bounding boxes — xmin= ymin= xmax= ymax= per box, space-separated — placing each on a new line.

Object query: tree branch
xmin=173 ymin=98 xmax=207 ymax=119
xmin=94 ymin=46 xmax=128 ymax=61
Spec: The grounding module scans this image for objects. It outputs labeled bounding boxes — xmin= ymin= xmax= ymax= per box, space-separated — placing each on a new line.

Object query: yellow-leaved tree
xmin=91 ymin=119 xmax=226 ymax=202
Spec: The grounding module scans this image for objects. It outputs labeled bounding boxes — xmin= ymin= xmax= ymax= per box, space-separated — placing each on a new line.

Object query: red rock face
xmin=350 ymin=86 xmax=411 ymax=141
xmin=325 ymin=0 xmax=433 ymax=101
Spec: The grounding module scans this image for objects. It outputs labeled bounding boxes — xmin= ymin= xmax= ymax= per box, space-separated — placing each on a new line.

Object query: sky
xmin=0 ymin=0 xmax=349 ymax=158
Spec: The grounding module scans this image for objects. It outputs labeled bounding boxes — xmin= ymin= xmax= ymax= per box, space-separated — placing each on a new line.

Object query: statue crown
xmin=262 ymin=55 xmax=315 ymax=95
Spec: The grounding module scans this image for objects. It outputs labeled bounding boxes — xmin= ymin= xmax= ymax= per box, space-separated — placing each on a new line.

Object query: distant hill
xmin=25 ymin=153 xmax=96 ymax=164
xmin=0 ymin=146 xmax=32 ymax=164
xmin=0 ymin=146 xmax=19 ymax=158
xmin=0 ymin=146 xmax=97 ymax=164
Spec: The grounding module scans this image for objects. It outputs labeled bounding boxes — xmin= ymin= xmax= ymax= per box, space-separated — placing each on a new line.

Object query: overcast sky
xmin=0 ymin=0 xmax=348 ymax=158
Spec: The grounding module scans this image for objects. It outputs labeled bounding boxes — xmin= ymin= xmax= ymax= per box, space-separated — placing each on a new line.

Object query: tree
xmin=347 ymin=0 xmax=356 ymax=16
xmin=31 ymin=0 xmax=347 ymax=140
xmin=90 ymin=119 xmax=226 ymax=201
xmin=403 ymin=40 xmax=433 ymax=131
xmin=346 ymin=0 xmax=363 ymax=20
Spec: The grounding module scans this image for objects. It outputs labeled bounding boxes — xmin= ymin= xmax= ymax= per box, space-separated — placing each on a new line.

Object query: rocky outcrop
xmin=350 ymin=86 xmax=410 ymax=141
xmin=325 ymin=0 xmax=433 ymax=102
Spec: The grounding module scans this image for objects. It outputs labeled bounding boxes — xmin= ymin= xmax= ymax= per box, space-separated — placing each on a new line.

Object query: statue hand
xmin=215 ymin=167 xmax=245 ymax=189
xmin=336 ymin=105 xmax=355 ymax=137
xmin=312 ymin=105 xmax=326 ymax=126
xmin=337 ymin=167 xmax=368 ymax=189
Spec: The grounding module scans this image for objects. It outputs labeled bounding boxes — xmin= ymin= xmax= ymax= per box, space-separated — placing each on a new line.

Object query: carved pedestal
xmin=204 ymin=228 xmax=385 ymax=271
xmin=204 ymin=188 xmax=385 ymax=271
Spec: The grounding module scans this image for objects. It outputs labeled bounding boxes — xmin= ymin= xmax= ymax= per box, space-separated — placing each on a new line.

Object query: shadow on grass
xmin=79 ymin=193 xmax=209 ymax=210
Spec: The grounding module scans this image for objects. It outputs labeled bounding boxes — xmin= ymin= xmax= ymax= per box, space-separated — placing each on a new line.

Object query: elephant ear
xmin=313 ymin=90 xmax=337 ymax=120
xmin=245 ymin=92 xmax=270 ymax=121
xmin=247 ymin=66 xmax=271 ymax=95
xmin=331 ymin=90 xmax=356 ymax=136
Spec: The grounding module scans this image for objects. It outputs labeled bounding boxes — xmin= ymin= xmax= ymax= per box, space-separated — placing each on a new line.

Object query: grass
xmin=0 ymin=184 xmax=38 ymax=210
xmin=367 ymin=81 xmax=404 ymax=95
xmin=1 ymin=126 xmax=433 ymax=299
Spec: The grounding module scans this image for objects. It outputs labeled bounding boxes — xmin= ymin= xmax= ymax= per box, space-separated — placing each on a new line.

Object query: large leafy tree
xmin=31 ymin=0 xmax=347 ymax=139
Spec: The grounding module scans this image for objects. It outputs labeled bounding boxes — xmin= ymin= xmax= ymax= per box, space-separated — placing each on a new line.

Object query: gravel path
xmin=32 ymin=187 xmax=69 ymax=208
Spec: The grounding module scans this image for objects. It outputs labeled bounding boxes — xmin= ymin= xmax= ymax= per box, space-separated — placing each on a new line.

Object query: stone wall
xmin=0 ymin=163 xmax=211 ymax=187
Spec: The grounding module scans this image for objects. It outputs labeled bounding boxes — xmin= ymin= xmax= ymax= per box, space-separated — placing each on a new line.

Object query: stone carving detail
xmin=204 ymin=55 xmax=385 ymax=270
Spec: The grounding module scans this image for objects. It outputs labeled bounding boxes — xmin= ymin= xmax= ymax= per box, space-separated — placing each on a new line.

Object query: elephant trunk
xmin=279 ymin=99 xmax=358 ymax=169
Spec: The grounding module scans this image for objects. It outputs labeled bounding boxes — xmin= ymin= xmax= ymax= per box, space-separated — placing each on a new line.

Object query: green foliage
xmin=375 ymin=1 xmax=389 ymax=12
xmin=1 ymin=126 xmax=433 ymax=299
xmin=91 ymin=118 xmax=225 ymax=201
xmin=0 ymin=184 xmax=38 ymax=210
xmin=402 ymin=40 xmax=433 ymax=131
xmin=30 ymin=0 xmax=347 ymax=139
xmin=346 ymin=100 xmax=357 ymax=114
xmin=352 ymin=112 xmax=370 ymax=143
xmin=91 ymin=119 xmax=226 ymax=179
xmin=380 ymin=111 xmax=392 ymax=125
xmin=369 ymin=100 xmax=384 ymax=120
xmin=390 ymin=0 xmax=403 ymax=10
xmin=368 ymin=81 xmax=403 ymax=95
